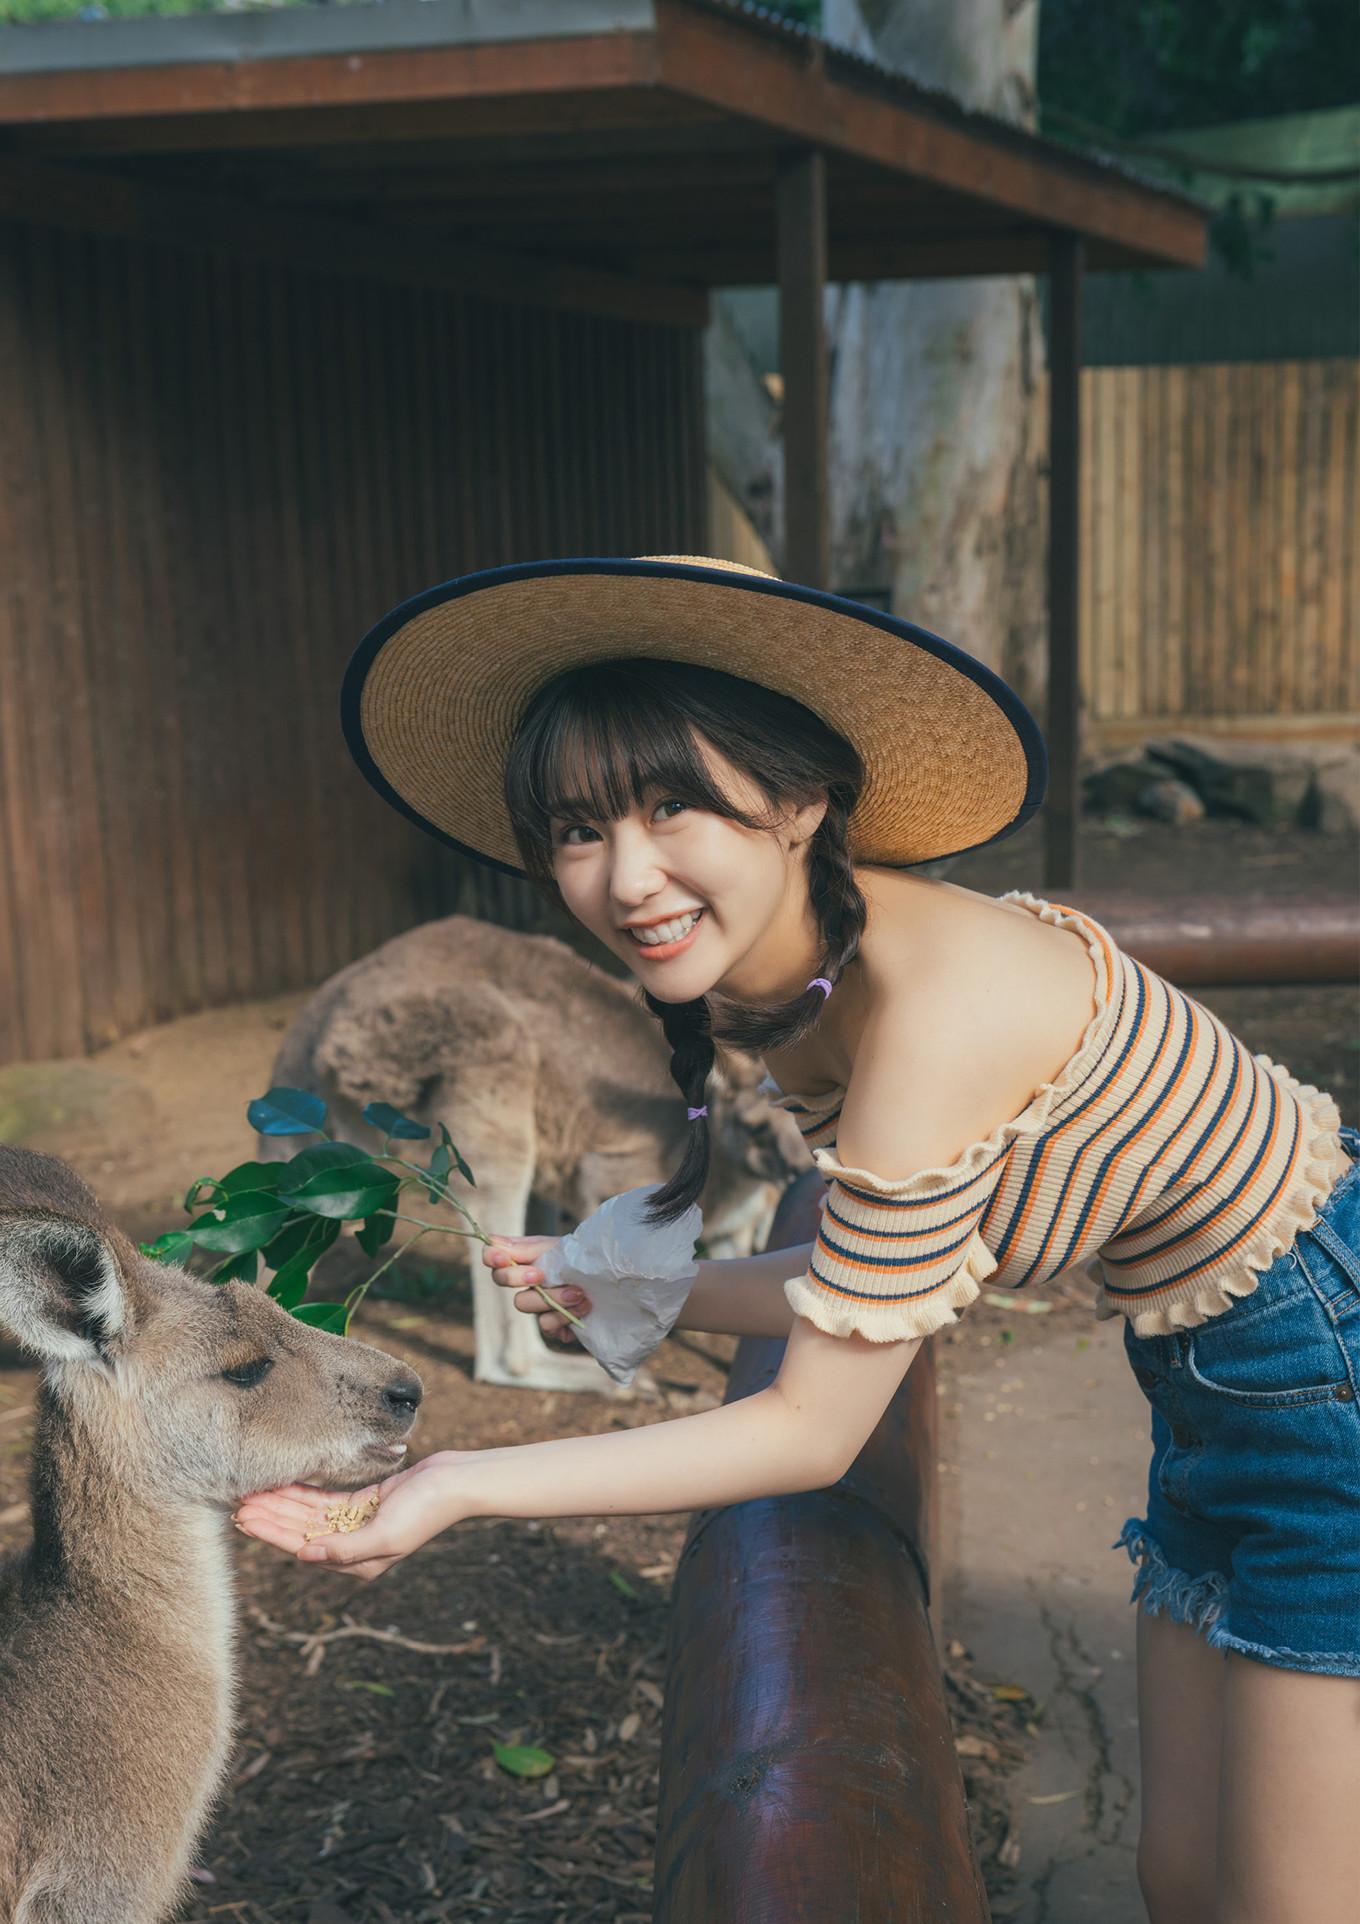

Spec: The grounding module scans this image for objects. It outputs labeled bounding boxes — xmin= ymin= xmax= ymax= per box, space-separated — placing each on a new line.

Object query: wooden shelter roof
xmin=0 ymin=0 xmax=1208 ymax=325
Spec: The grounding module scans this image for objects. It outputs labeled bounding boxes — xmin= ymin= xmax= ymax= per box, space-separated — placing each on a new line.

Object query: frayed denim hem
xmin=1115 ymin=1521 xmax=1360 ymax=1675
xmin=1113 ymin=1518 xmax=1227 ymax=1635
xmin=1199 ymin=1625 xmax=1360 ymax=1678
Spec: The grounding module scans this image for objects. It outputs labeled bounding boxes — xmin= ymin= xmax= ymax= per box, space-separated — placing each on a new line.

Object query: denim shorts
xmin=1115 ymin=1122 xmax=1360 ymax=1676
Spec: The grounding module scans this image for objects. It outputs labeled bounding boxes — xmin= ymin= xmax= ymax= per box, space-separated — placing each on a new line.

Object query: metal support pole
xmin=1045 ymin=232 xmax=1084 ymax=888
xmin=776 ymin=147 xmax=830 ymax=589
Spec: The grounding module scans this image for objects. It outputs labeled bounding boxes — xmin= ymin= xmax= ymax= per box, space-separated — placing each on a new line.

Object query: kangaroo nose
xmin=383 ymin=1378 xmax=423 ymax=1419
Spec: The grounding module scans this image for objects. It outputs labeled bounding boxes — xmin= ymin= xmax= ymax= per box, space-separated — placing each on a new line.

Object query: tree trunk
xmin=822 ymin=0 xmax=1046 ymax=701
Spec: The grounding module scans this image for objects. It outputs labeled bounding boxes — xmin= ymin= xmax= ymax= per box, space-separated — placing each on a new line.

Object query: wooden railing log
xmin=654 ymin=1167 xmax=990 ymax=1924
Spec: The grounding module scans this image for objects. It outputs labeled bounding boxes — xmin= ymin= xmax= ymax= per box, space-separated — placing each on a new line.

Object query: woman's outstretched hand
xmin=231 ymin=1450 xmax=477 ymax=1582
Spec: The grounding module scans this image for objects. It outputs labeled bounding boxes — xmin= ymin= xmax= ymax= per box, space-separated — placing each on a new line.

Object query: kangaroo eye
xmin=222 ymin=1358 xmax=273 ymax=1389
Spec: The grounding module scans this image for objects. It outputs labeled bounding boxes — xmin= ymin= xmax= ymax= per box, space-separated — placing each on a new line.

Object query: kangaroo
xmin=0 ymin=1145 xmax=423 ymax=1924
xmin=256 ymin=913 xmax=811 ymax=1394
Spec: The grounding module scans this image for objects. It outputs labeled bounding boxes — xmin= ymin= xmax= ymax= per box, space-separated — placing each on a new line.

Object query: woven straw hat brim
xmin=340 ymin=556 xmax=1047 ymax=879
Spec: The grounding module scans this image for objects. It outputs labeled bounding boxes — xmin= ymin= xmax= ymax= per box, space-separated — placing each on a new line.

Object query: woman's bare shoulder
xmin=852 ymin=871 xmax=1098 ymax=1118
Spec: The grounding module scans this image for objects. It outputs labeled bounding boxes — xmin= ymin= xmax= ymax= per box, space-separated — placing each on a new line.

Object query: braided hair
xmin=504 ymin=657 xmax=870 ymax=1229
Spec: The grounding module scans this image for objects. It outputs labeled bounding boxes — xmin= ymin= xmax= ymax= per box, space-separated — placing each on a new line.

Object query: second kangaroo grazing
xmin=0 ymin=1144 xmax=424 ymax=1924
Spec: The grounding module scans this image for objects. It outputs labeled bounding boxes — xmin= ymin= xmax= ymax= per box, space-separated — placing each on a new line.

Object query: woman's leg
xmin=1135 ymin=1607 xmax=1224 ymax=1923
xmin=1215 ymin=1652 xmax=1360 ymax=1924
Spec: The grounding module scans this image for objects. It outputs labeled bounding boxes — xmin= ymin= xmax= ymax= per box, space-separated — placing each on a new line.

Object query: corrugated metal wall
xmin=0 ymin=224 xmax=707 ymax=1064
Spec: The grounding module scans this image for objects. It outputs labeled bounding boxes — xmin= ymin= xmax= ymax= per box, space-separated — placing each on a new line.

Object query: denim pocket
xmin=1294 ymin=1164 xmax=1360 ymax=1322
xmin=1182 ymin=1253 xmax=1356 ymax=1408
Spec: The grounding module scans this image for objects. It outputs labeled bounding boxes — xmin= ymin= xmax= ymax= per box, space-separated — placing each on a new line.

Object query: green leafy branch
xmin=136 ymin=1085 xmax=585 ymax=1339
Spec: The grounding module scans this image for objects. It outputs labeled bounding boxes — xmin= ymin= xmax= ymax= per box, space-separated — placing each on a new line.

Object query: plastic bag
xmin=538 ymin=1183 xmax=702 ymax=1386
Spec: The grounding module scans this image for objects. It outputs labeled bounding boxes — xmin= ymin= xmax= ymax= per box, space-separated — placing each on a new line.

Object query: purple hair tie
xmin=806 ymin=977 xmax=834 ymax=1000
xmin=687 ymin=1104 xmax=709 ymax=1121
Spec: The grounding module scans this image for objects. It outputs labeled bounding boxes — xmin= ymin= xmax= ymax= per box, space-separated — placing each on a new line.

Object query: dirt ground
xmin=0 ymin=816 xmax=1354 ymax=1922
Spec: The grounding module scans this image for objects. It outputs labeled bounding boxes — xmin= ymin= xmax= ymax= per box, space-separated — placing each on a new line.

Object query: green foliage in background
xmin=1039 ymin=0 xmax=1357 ymax=277
xmin=1038 ymin=0 xmax=1356 ymax=140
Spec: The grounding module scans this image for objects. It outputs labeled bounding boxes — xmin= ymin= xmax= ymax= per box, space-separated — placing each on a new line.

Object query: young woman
xmin=235 ymin=555 xmax=1357 ymax=1921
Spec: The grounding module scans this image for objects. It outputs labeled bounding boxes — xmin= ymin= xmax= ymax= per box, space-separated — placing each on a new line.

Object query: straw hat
xmin=340 ymin=555 xmax=1047 ymax=879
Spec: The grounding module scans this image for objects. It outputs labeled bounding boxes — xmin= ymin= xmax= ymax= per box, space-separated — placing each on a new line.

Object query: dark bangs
xmin=504 ymin=657 xmax=817 ymax=885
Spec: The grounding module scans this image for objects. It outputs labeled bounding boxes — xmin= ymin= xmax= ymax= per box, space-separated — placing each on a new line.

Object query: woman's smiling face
xmin=550 ymin=730 xmax=827 ymax=1006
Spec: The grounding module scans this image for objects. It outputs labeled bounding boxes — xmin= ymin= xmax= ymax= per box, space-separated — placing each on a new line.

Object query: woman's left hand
xmin=231 ymin=1450 xmax=477 ymax=1581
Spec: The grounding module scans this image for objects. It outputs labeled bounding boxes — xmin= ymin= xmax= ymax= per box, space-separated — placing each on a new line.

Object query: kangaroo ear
xmin=0 ymin=1215 xmax=128 ymax=1363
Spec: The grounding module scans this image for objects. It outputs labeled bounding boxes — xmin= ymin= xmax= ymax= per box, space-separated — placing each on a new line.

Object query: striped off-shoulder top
xmin=760 ymin=892 xmax=1349 ymax=1343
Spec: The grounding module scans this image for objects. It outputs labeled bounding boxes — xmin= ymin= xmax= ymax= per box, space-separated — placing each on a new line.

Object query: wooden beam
xmin=2 ymin=87 xmax=727 ymax=158
xmin=0 ymin=30 xmax=659 ymax=131
xmin=229 ymin=148 xmax=781 ymax=209
xmin=653 ymin=0 xmax=1206 ymax=271
xmin=1044 ymin=232 xmax=1084 ymax=890
xmin=0 ymin=6 xmax=1207 ymax=271
xmin=636 ymin=231 xmax=1168 ymax=284
xmin=776 ymin=147 xmax=829 ymax=591
xmin=0 ymin=155 xmax=709 ymax=328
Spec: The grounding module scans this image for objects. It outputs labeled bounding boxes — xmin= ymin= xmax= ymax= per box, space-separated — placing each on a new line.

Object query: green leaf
xmin=276 ymin=1142 xmax=368 ymax=1188
xmin=362 ymin=1100 xmax=430 ymax=1141
xmin=247 ymin=1086 xmax=328 ymax=1136
xmin=210 ymin=1247 xmax=260 ymax=1284
xmin=216 ymin=1160 xmax=284 ymax=1198
xmin=139 ymin=1230 xmax=195 ymax=1267
xmin=277 ymin=1143 xmax=399 ymax=1221
xmin=356 ymin=1207 xmax=396 ymax=1257
xmin=439 ymin=1121 xmax=475 ymax=1188
xmin=492 ymin=1743 xmax=555 ymax=1779
xmin=340 ymin=1680 xmax=395 ymax=1696
xmin=260 ymin=1213 xmax=340 ymax=1271
xmin=266 ymin=1250 xmax=312 ymax=1311
xmin=421 ymin=1142 xmax=452 ymax=1202
xmin=292 ymin=1301 xmax=350 ymax=1334
xmin=288 ymin=1167 xmax=400 ymax=1222
xmin=188 ymin=1189 xmax=293 ymax=1254
xmin=609 ymin=1569 xmax=640 ymax=1601
xmin=182 ymin=1174 xmax=227 ymax=1213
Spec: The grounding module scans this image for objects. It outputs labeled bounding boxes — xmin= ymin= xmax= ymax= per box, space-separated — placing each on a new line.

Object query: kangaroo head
xmin=0 ymin=1146 xmax=422 ymax=1507
xmin=710 ymin=1058 xmax=812 ymax=1185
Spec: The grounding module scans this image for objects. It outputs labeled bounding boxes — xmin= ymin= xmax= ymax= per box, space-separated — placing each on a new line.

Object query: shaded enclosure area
xmin=0 ymin=0 xmax=1211 ymax=1060
xmin=0 ymin=222 xmax=704 ymax=1063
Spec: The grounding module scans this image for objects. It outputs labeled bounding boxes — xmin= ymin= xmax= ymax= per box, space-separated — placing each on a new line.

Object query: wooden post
xmin=655 ymin=1169 xmax=989 ymax=1922
xmin=1045 ymin=232 xmax=1084 ymax=888
xmin=776 ymin=147 xmax=830 ymax=589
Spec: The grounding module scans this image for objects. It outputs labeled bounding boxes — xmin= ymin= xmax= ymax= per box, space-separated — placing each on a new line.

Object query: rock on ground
xmin=1083 ymin=737 xmax=1360 ymax=831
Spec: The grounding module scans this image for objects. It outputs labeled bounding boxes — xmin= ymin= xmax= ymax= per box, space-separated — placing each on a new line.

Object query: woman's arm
xmin=673 ymin=1239 xmax=813 ymax=1339
xmin=461 ymin=1380 xmax=837 ymax=1520
xmin=464 ymin=1323 xmax=925 ymax=1521
xmin=234 ymin=1325 xmax=927 ymax=1580
xmin=231 ymin=1382 xmax=846 ymax=1578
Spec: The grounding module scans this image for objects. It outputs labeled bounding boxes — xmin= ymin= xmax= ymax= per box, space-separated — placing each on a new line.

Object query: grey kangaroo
xmin=0 ymin=1145 xmax=423 ymax=1924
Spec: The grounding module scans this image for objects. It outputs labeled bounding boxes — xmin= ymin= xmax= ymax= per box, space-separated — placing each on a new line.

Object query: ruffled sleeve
xmin=783 ymin=1140 xmax=1014 ymax=1344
